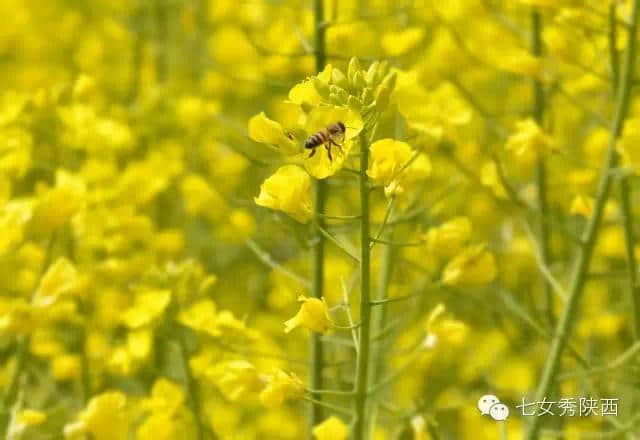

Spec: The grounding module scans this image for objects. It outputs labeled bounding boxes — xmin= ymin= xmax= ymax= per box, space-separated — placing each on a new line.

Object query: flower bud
xmin=331 ymin=68 xmax=349 ymax=90
xmin=329 ymin=85 xmax=349 ymax=105
xmin=376 ymin=61 xmax=390 ymax=84
xmin=347 ymin=95 xmax=362 ymax=112
xmin=312 ymin=77 xmax=330 ymax=100
xmin=351 ymin=70 xmax=366 ymax=90
xmin=375 ymin=86 xmax=390 ymax=111
xmin=348 ymin=57 xmax=362 ymax=83
xmin=381 ymin=71 xmax=397 ymax=91
xmin=361 ymin=87 xmax=374 ymax=104
xmin=365 ymin=61 xmax=379 ymax=85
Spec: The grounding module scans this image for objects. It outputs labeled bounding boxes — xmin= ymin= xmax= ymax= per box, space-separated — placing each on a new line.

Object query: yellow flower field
xmin=1 ymin=0 xmax=640 ymax=439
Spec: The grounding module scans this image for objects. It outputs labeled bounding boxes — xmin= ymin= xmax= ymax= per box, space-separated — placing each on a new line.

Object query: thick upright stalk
xmin=620 ymin=180 xmax=640 ymax=339
xmin=531 ymin=9 xmax=553 ymax=328
xmin=610 ymin=3 xmax=640 ymax=341
xmin=353 ymin=132 xmax=372 ymax=440
xmin=526 ymin=1 xmax=640 ymax=438
xmin=369 ymin=121 xmax=401 ymax=417
xmin=368 ymin=231 xmax=394 ymax=386
xmin=308 ymin=0 xmax=327 ymax=434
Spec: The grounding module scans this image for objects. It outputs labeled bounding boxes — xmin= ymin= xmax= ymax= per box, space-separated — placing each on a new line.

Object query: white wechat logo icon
xmin=490 ymin=403 xmax=509 ymax=421
xmin=478 ymin=394 xmax=509 ymax=421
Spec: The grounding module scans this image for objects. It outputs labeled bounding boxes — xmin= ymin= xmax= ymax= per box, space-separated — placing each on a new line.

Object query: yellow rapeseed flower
xmin=29 ymin=170 xmax=86 ymax=235
xmin=209 ymin=360 xmax=264 ymax=401
xmin=180 ymin=174 xmax=226 ymax=221
xmin=64 ymin=391 xmax=128 ymax=440
xmin=17 ymin=409 xmax=47 ymax=426
xmin=259 ymin=369 xmax=304 ymax=408
xmin=480 ymin=161 xmax=508 ymax=199
xmin=424 ymin=217 xmax=472 ymax=258
xmin=7 ymin=409 xmax=47 ymax=439
xmin=0 ymin=127 xmax=32 ymax=177
xmin=424 ymin=303 xmax=469 ymax=348
xmin=569 ymin=195 xmax=594 ymax=218
xmin=34 ymin=257 xmax=79 ymax=306
xmin=288 ymin=65 xmax=333 ymax=106
xmin=284 ymin=295 xmax=332 ymax=334
xmin=441 ymin=244 xmax=497 ymax=286
xmin=618 ymin=118 xmax=640 ymax=174
xmin=381 ymin=28 xmax=425 ymax=57
xmin=143 ymin=378 xmax=185 ymax=416
xmin=367 ymin=138 xmax=431 ymax=198
xmin=178 ymin=298 xmax=220 ymax=337
xmin=410 ymin=415 xmax=430 ymax=440
xmin=312 ymin=416 xmax=349 ymax=440
xmin=248 ymin=112 xmax=299 ymax=155
xmin=72 ymin=74 xmax=97 ymax=100
xmin=52 ymin=354 xmax=81 ymax=381
xmin=0 ymin=299 xmax=42 ymax=335
xmin=121 ymin=289 xmax=171 ymax=329
xmin=505 ymin=118 xmax=553 ymax=162
xmin=255 ymin=165 xmax=312 ymax=223
xmin=300 ymin=105 xmax=364 ymax=179
xmin=396 ymin=78 xmax=472 ymax=141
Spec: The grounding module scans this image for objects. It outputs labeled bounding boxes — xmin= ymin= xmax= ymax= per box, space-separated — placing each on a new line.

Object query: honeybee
xmin=304 ymin=121 xmax=346 ymax=161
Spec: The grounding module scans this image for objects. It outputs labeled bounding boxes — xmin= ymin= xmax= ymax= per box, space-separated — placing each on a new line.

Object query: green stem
xmin=176 ymin=332 xmax=206 ymax=440
xmin=2 ymin=235 xmax=56 ymax=436
xmin=620 ymin=178 xmax=640 ymax=340
xmin=609 ymin=4 xmax=620 ymax=93
xmin=309 ymin=0 xmax=327 ymax=435
xmin=531 ymin=8 xmax=553 ymax=328
xmin=369 ymin=118 xmax=400 ymax=403
xmin=526 ymin=1 xmax=640 ymax=438
xmin=191 ymin=0 xmax=208 ymax=81
xmin=611 ymin=2 xmax=640 ymax=421
xmin=127 ymin=2 xmax=144 ymax=104
xmin=79 ymin=334 xmax=90 ymax=405
xmin=368 ymin=227 xmax=395 ymax=421
xmin=610 ymin=3 xmax=640 ymax=341
xmin=2 ymin=337 xmax=28 ymax=410
xmin=155 ymin=0 xmax=169 ymax=83
xmin=353 ymin=131 xmax=372 ymax=440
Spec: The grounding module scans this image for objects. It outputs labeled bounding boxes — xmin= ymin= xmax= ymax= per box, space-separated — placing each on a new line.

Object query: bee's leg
xmin=308 ymin=148 xmax=317 ymax=158
xmin=325 ymin=144 xmax=333 ymax=161
xmin=330 ymin=138 xmax=343 ymax=153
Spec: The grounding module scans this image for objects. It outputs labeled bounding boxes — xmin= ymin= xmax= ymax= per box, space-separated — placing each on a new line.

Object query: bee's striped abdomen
xmin=304 ymin=130 xmax=328 ymax=149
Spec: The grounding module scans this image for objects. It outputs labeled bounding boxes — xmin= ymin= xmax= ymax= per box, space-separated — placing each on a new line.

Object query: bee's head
xmin=337 ymin=121 xmax=345 ymax=132
xmin=304 ymin=139 xmax=314 ymax=149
